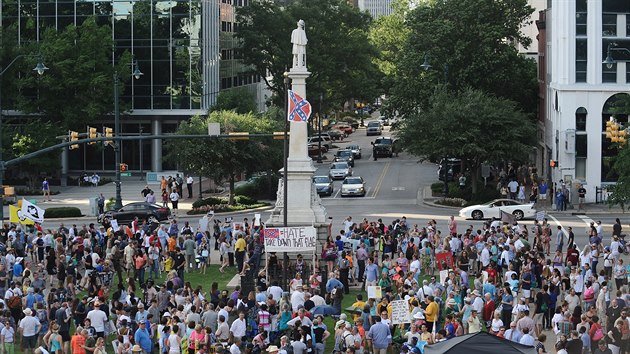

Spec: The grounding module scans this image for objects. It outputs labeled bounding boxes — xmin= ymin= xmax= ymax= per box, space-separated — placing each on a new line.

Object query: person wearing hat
xmin=267 ymin=345 xmax=279 ymax=353
xmin=18 ymin=308 xmax=41 ymax=351
xmin=131 ymin=344 xmax=143 ymax=353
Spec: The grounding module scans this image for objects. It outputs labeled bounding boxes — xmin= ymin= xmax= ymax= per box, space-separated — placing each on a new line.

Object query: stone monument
xmin=268 ymin=19 xmax=327 ymax=232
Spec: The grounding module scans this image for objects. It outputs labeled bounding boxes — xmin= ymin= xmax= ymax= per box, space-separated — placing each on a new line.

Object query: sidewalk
xmin=420 ymin=186 xmax=627 ymax=215
xmin=3 ymin=178 xmax=273 ymax=221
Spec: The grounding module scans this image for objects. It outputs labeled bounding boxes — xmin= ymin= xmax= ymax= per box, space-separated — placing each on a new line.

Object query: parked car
xmin=366 ymin=121 xmax=383 ymax=136
xmin=98 ymin=202 xmax=171 ymax=225
xmin=346 ymin=144 xmax=362 ymax=159
xmin=371 ymin=137 xmax=394 ymax=157
xmin=334 ymin=149 xmax=355 ymax=167
xmin=331 ymin=123 xmax=354 ymax=135
xmin=458 ymin=199 xmax=536 ymax=220
xmin=327 ymin=128 xmax=346 ymax=141
xmin=308 ymin=136 xmax=332 ymax=150
xmin=341 ymin=176 xmax=366 ymax=197
xmin=308 ymin=143 xmax=328 ymax=157
xmin=378 ymin=116 xmax=390 ymax=126
xmin=313 ymin=175 xmax=334 ymax=196
xmin=329 ymin=162 xmax=353 ymax=180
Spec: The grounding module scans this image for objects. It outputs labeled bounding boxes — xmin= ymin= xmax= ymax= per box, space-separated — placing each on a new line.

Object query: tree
xmin=211 ymin=87 xmax=258 ymax=114
xmin=10 ymin=121 xmax=62 ymax=189
xmin=396 ymin=88 xmax=535 ymax=194
xmin=385 ymin=0 xmax=537 ymax=118
xmin=14 ymin=17 xmax=133 ymax=128
xmin=609 ymin=146 xmax=630 ymax=212
xmin=166 ymin=111 xmax=282 ymax=204
xmin=236 ymin=0 xmax=382 ymax=108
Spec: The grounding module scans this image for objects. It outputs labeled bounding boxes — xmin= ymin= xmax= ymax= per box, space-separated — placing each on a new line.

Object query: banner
xmin=390 ymin=300 xmax=411 ymax=325
xmin=263 ymin=226 xmax=317 ymax=252
xmin=435 ymin=252 xmax=454 ymax=270
xmin=9 ymin=205 xmax=34 ymax=225
xmin=19 ymin=198 xmax=45 ymax=224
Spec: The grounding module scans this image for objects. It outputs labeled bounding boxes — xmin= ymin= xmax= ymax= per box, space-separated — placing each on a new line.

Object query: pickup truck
xmin=371 ymin=137 xmax=394 ymax=158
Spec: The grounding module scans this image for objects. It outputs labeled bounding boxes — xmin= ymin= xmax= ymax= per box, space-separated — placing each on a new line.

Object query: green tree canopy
xmin=211 ymin=87 xmax=258 ymax=114
xmin=14 ymin=17 xmax=133 ymax=127
xmin=236 ymin=0 xmax=383 ymax=108
xmin=385 ymin=0 xmax=537 ymax=118
xmin=167 ymin=111 xmax=282 ymax=204
xmin=10 ymin=121 xmax=62 ymax=189
xmin=397 ymin=88 xmax=535 ymax=193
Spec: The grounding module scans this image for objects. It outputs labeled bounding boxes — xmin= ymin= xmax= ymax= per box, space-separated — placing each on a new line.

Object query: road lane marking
xmin=371 ymin=161 xmax=390 ymax=198
xmin=546 ymin=214 xmax=569 ymax=239
xmin=576 ymin=215 xmax=594 ymax=227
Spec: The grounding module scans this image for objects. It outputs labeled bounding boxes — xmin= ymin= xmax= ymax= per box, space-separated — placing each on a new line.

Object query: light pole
xmin=603 ymin=43 xmax=630 ymax=69
xmin=316 ymin=92 xmax=323 ymax=163
xmin=420 ymin=54 xmax=450 ymax=197
xmin=113 ymin=61 xmax=143 ymax=210
xmin=0 ymin=55 xmax=48 ymax=222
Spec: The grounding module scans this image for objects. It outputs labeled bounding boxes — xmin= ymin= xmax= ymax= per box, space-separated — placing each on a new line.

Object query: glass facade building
xmin=0 ymin=0 xmax=263 ymax=172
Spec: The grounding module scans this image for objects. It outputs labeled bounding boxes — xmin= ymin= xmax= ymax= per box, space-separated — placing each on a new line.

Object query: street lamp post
xmin=603 ymin=43 xmax=630 ymax=69
xmin=420 ymin=54 xmax=450 ymax=198
xmin=0 ymin=55 xmax=48 ymax=222
xmin=113 ymin=61 xmax=143 ymax=210
xmin=316 ymin=92 xmax=323 ymax=163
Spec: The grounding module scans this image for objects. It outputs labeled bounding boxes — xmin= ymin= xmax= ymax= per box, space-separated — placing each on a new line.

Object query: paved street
xmin=5 ymin=122 xmax=626 ymax=254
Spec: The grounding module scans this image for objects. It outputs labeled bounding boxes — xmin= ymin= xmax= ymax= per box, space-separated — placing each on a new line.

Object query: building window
xmin=576 ymin=107 xmax=587 ymax=131
xmin=627 ymin=14 xmax=630 ymax=36
xmin=575 ymin=134 xmax=587 ymax=180
xmin=576 ymin=0 xmax=587 ymax=36
xmin=576 ymin=39 xmax=587 ymax=82
xmin=602 ymin=14 xmax=617 ymax=37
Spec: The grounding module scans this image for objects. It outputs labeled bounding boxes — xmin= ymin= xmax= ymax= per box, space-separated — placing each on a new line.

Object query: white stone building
xmin=544 ymin=0 xmax=630 ymax=202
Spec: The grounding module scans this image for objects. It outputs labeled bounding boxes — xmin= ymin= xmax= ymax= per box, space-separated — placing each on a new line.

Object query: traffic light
xmin=104 ymin=127 xmax=113 ymax=146
xmin=228 ymin=132 xmax=249 ymax=140
xmin=119 ymin=163 xmax=128 ymax=172
xmin=606 ymin=118 xmax=620 ymax=142
xmin=88 ymin=127 xmax=98 ymax=145
xmin=69 ymin=131 xmax=79 ymax=150
xmin=549 ymin=160 xmax=558 ymax=168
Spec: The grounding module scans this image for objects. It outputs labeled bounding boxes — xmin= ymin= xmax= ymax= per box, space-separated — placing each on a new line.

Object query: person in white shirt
xmin=290 ymin=286 xmax=305 ymax=312
xmin=310 ymin=290 xmax=326 ymax=307
xmin=230 ymin=337 xmax=242 ymax=354
xmin=86 ymin=301 xmax=108 ymax=337
xmin=268 ymin=282 xmax=284 ymax=301
xmin=480 ymin=244 xmax=491 ymax=268
xmin=229 ymin=312 xmax=247 ymax=342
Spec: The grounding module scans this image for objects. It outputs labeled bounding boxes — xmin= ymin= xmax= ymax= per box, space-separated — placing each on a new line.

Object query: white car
xmin=340 ymin=176 xmax=366 ymax=197
xmin=329 ymin=162 xmax=352 ymax=180
xmin=459 ymin=199 xmax=536 ymax=220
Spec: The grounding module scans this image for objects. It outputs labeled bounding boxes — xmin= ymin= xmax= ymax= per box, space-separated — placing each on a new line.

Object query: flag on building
xmin=19 ymin=198 xmax=45 ymax=224
xmin=287 ymin=89 xmax=312 ymax=122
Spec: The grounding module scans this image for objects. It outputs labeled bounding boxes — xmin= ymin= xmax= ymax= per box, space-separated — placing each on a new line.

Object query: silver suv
xmin=366 ymin=121 xmax=383 ymax=136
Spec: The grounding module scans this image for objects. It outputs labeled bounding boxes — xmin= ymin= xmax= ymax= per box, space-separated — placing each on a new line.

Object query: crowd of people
xmin=0 ymin=209 xmax=628 ymax=354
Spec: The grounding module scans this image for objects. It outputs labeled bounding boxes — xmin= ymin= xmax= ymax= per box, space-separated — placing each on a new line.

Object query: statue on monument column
xmin=291 ymin=19 xmax=308 ymax=68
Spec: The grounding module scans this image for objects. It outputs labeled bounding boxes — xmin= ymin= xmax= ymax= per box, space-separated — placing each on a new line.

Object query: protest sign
xmin=367 ymin=286 xmax=382 ymax=300
xmin=263 ymin=226 xmax=317 ymax=252
xmin=390 ymin=300 xmax=411 ymax=325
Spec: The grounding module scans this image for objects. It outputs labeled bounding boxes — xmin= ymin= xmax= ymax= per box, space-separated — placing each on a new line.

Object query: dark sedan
xmin=98 ymin=202 xmax=171 ymax=225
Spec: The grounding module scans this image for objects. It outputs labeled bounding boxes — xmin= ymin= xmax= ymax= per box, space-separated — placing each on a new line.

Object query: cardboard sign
xmin=111 ymin=219 xmax=120 ymax=232
xmin=367 ymin=286 xmax=382 ymax=300
xmin=263 ymin=226 xmax=317 ymax=252
xmin=390 ymin=299 xmax=411 ymax=325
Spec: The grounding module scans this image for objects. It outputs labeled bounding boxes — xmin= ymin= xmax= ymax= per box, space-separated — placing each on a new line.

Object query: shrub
xmin=431 ymin=182 xmax=444 ymax=193
xmin=44 ymin=207 xmax=83 ymax=218
xmin=234 ymin=175 xmax=278 ymax=200
xmin=187 ymin=202 xmax=269 ymax=215
xmin=192 ymin=196 xmax=226 ymax=209
xmin=435 ymin=198 xmax=466 ymax=207
xmin=234 ymin=195 xmax=257 ymax=205
xmin=14 ymin=188 xmax=60 ymax=196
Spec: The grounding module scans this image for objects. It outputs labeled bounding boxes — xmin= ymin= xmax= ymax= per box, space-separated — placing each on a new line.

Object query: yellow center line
xmin=371 ymin=161 xmax=390 ymax=198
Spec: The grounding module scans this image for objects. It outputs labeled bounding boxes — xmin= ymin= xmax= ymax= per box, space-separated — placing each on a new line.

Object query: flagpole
xmin=282 ymin=71 xmax=289 ymax=289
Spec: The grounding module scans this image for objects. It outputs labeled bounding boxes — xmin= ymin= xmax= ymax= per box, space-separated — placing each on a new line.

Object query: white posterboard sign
xmin=390 ymin=299 xmax=411 ymax=325
xmin=263 ymin=226 xmax=317 ymax=252
xmin=439 ymin=269 xmax=451 ymax=285
xmin=111 ymin=219 xmax=119 ymax=232
xmin=254 ymin=213 xmax=261 ymax=227
xmin=482 ymin=271 xmax=489 ymax=284
xmin=367 ymin=286 xmax=382 ymax=300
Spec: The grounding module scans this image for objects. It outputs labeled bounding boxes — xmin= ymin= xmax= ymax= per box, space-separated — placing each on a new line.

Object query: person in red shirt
xmin=482 ymin=293 xmax=496 ymax=328
xmin=71 ymin=329 xmax=87 ymax=354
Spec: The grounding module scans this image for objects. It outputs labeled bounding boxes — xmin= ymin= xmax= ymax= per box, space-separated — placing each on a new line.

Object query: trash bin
xmin=89 ymin=197 xmax=99 ymax=216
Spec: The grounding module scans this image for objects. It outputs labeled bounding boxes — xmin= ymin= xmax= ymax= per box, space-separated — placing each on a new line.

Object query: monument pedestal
xmin=266 ymin=67 xmax=327 ymax=232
